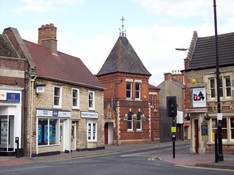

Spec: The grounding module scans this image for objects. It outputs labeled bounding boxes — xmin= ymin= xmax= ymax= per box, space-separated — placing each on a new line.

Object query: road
xmin=0 ymin=144 xmax=233 ymax=175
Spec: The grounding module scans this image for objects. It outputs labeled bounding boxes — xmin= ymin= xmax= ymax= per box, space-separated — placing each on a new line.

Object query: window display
xmin=38 ymin=118 xmax=59 ymax=145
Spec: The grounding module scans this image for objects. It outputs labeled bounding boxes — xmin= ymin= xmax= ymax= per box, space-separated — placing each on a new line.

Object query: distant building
xmin=183 ymin=31 xmax=234 ymax=153
xmin=96 ymin=25 xmax=160 ymax=144
xmin=2 ymin=24 xmax=105 ymax=157
xmin=157 ymin=71 xmax=190 ymax=142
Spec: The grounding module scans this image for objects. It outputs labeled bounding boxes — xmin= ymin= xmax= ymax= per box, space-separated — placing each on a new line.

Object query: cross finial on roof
xmin=119 ymin=16 xmax=126 ymax=37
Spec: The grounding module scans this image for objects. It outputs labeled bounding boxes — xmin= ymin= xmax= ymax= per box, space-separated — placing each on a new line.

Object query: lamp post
xmin=213 ymin=0 xmax=223 ymax=162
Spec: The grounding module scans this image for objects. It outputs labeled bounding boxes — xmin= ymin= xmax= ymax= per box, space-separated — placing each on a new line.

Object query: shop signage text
xmin=36 ymin=109 xmax=71 ymax=118
xmin=0 ymin=91 xmax=20 ymax=103
xmin=81 ymin=112 xmax=98 ymax=119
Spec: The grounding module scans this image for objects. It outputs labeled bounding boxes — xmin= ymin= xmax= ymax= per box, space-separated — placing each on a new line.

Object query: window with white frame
xmin=209 ymin=76 xmax=232 ymax=100
xmin=136 ymin=112 xmax=142 ymax=130
xmin=127 ymin=112 xmax=133 ymax=130
xmin=54 ymin=86 xmax=62 ymax=107
xmin=126 ymin=82 xmax=132 ymax=99
xmin=72 ymin=88 xmax=79 ymax=108
xmin=87 ymin=121 xmax=97 ymax=141
xmin=88 ymin=91 xmax=95 ymax=110
xmin=38 ymin=118 xmax=59 ymax=146
xmin=135 ymin=82 xmax=141 ymax=100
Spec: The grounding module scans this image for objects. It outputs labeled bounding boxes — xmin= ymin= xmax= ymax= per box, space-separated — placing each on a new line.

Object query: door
xmin=194 ymin=119 xmax=199 ymax=153
xmin=60 ymin=123 xmax=64 ymax=152
xmin=71 ymin=124 xmax=76 ymax=151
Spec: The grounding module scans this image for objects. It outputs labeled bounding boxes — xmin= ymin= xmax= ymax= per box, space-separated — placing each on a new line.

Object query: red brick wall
xmin=98 ymin=72 xmax=160 ymax=144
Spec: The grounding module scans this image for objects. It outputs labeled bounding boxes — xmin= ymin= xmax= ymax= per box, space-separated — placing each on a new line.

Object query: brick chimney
xmin=38 ymin=23 xmax=57 ymax=54
xmin=164 ymin=73 xmax=172 ymax=81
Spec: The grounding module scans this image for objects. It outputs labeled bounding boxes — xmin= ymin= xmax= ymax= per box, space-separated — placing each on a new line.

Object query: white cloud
xmin=131 ymin=0 xmax=234 ymax=19
xmin=16 ymin=0 xmax=83 ymax=13
xmin=19 ymin=0 xmax=234 ymax=86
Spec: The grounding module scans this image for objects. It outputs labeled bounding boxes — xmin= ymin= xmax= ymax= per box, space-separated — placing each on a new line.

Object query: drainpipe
xmin=24 ymin=70 xmax=30 ymax=157
xmin=29 ymin=75 xmax=37 ymax=158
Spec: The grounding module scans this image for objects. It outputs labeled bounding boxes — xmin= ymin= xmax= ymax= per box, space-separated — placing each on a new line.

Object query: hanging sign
xmin=193 ymin=88 xmax=206 ymax=108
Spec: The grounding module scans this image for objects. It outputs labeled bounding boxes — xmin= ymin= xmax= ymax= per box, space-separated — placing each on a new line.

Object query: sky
xmin=1 ymin=0 xmax=234 ymax=85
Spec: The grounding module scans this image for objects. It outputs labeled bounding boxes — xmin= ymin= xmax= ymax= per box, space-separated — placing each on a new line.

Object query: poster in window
xmin=0 ymin=121 xmax=8 ymax=144
xmin=38 ymin=124 xmax=42 ymax=143
xmin=193 ymin=88 xmax=206 ymax=108
xmin=44 ymin=125 xmax=53 ymax=142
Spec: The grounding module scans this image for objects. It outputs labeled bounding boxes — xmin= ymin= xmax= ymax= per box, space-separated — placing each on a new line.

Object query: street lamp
xmin=175 ymin=48 xmax=188 ymax=51
xmin=213 ymin=0 xmax=223 ymax=162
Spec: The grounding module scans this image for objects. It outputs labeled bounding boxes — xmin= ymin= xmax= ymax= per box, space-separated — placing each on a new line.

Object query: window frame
xmin=135 ymin=82 xmax=141 ymax=100
xmin=225 ymin=76 xmax=231 ymax=97
xmin=208 ymin=75 xmax=232 ymax=101
xmin=72 ymin=88 xmax=80 ymax=109
xmin=87 ymin=121 xmax=97 ymax=142
xmin=53 ymin=86 xmax=62 ymax=108
xmin=136 ymin=112 xmax=142 ymax=131
xmin=211 ymin=118 xmax=228 ymax=142
xmin=127 ymin=112 xmax=133 ymax=131
xmin=88 ymin=91 xmax=95 ymax=110
xmin=37 ymin=118 xmax=60 ymax=146
xmin=126 ymin=82 xmax=132 ymax=99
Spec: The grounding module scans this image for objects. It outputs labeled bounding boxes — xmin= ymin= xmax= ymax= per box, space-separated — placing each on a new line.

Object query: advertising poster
xmin=44 ymin=125 xmax=53 ymax=143
xmin=38 ymin=125 xmax=42 ymax=143
xmin=193 ymin=88 xmax=206 ymax=108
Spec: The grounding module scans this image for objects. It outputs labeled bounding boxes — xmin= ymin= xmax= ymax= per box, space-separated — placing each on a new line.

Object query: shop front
xmin=0 ymin=89 xmax=22 ymax=156
xmin=35 ymin=108 xmax=71 ymax=156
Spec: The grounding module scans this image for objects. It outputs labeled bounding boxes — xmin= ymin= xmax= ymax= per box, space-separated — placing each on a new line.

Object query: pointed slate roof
xmin=97 ymin=36 xmax=151 ymax=76
xmin=186 ymin=32 xmax=234 ymax=71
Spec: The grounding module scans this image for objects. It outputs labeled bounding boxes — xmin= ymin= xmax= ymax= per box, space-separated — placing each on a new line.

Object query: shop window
xmin=211 ymin=118 xmax=227 ymax=141
xmin=135 ymin=83 xmax=141 ymax=100
xmin=54 ymin=86 xmax=62 ymax=108
xmin=127 ymin=112 xmax=133 ymax=130
xmin=72 ymin=88 xmax=79 ymax=109
xmin=38 ymin=118 xmax=59 ymax=146
xmin=87 ymin=121 xmax=97 ymax=141
xmin=126 ymin=82 xmax=132 ymax=99
xmin=136 ymin=112 xmax=142 ymax=130
xmin=88 ymin=91 xmax=95 ymax=110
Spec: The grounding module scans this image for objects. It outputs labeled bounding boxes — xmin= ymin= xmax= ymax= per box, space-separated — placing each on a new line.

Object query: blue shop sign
xmin=6 ymin=93 xmax=20 ymax=103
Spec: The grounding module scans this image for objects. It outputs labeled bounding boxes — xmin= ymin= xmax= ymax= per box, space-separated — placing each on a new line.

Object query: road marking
xmin=176 ymin=164 xmax=234 ymax=172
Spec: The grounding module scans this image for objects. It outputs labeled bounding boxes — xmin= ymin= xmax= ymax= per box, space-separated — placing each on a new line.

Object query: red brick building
xmin=96 ymin=33 xmax=160 ymax=145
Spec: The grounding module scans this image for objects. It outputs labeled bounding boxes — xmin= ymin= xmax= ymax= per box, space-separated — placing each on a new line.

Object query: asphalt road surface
xmin=0 ymin=145 xmax=233 ymax=175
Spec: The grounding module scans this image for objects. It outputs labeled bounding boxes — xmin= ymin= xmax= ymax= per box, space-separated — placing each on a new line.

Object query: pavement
xmin=0 ymin=140 xmax=233 ymax=171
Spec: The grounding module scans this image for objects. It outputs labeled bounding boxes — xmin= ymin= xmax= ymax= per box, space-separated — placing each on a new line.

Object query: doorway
xmin=60 ymin=123 xmax=64 ymax=152
xmin=194 ymin=119 xmax=199 ymax=153
xmin=104 ymin=123 xmax=113 ymax=145
xmin=71 ymin=123 xmax=76 ymax=151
